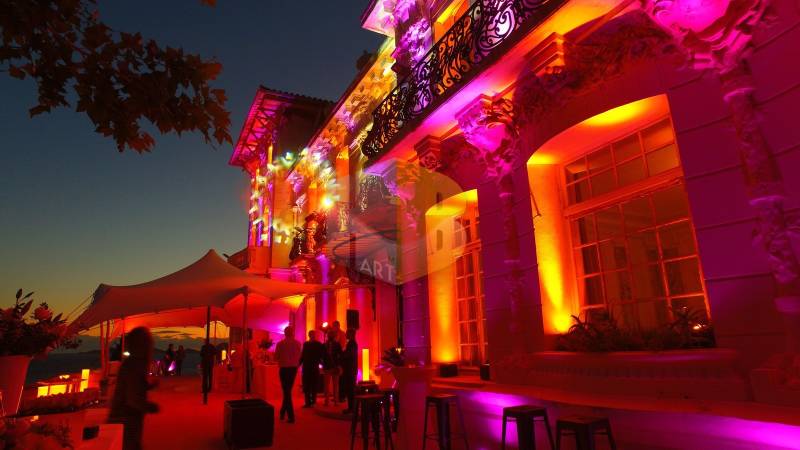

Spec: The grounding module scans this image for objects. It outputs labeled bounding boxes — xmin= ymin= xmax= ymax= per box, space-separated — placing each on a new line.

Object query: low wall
xmin=494 ymin=349 xmax=750 ymax=401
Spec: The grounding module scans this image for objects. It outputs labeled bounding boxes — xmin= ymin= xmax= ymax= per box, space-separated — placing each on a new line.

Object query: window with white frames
xmin=565 ymin=118 xmax=709 ymax=328
xmin=453 ymin=210 xmax=488 ymax=365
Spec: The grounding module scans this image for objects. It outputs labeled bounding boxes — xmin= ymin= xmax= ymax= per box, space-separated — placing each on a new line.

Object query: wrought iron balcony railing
xmin=361 ymin=0 xmax=566 ymax=161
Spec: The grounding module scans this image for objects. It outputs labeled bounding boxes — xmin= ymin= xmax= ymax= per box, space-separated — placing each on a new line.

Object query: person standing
xmin=108 ymin=327 xmax=159 ymax=450
xmin=299 ymin=330 xmax=326 ymax=407
xmin=274 ymin=325 xmax=301 ymax=423
xmin=322 ymin=329 xmax=342 ymax=406
xmin=200 ymin=341 xmax=216 ymax=394
xmin=175 ymin=345 xmax=186 ymax=376
xmin=163 ymin=343 xmax=175 ymax=375
xmin=340 ymin=328 xmax=358 ymax=414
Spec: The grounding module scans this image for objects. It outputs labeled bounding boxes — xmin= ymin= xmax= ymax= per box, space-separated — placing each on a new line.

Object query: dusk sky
xmin=0 ymin=1 xmax=383 ymax=317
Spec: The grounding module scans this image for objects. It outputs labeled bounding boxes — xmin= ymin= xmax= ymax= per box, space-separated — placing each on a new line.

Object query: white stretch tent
xmin=69 ymin=249 xmax=328 ymax=400
xmin=70 ymin=249 xmax=325 ymax=332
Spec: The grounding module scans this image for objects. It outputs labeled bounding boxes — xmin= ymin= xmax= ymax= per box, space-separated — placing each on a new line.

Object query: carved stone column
xmin=457 ymin=94 xmax=527 ymax=354
xmin=643 ymin=0 xmax=800 ymax=403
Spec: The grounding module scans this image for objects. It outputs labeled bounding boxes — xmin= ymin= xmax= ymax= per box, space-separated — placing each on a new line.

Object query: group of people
xmin=160 ymin=343 xmax=186 ymax=376
xmin=274 ymin=321 xmax=358 ymax=423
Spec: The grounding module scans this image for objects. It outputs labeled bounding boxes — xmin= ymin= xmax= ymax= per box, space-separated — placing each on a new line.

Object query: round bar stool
xmin=356 ymin=380 xmax=380 ymax=395
xmin=555 ymin=415 xmax=617 ymax=450
xmin=501 ymin=405 xmax=555 ymax=450
xmin=422 ymin=394 xmax=469 ymax=450
xmin=350 ymin=393 xmax=394 ymax=450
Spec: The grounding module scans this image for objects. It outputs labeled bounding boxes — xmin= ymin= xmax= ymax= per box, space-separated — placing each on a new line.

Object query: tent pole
xmin=204 ymin=305 xmax=211 ymax=405
xmin=242 ymin=289 xmax=249 ymax=398
xmin=99 ymin=321 xmax=106 ymax=379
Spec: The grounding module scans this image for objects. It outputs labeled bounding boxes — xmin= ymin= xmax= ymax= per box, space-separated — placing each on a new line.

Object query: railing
xmin=361 ymin=0 xmax=566 ymax=160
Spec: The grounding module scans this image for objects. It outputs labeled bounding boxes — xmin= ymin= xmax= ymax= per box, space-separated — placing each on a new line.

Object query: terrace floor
xmin=141 ymin=376 xmax=351 ymax=450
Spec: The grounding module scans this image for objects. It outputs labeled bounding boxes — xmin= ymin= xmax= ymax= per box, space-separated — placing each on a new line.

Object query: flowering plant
xmin=0 ymin=289 xmax=80 ymax=357
xmin=0 ymin=418 xmax=72 ymax=449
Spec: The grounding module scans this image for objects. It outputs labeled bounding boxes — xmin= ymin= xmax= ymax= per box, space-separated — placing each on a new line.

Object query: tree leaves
xmin=0 ymin=0 xmax=231 ymax=152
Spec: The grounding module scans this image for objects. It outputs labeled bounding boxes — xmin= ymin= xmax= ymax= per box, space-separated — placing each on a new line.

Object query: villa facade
xmin=229 ymin=0 xmax=800 ymax=447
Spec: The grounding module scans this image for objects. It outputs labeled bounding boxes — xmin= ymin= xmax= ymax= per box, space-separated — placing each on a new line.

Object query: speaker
xmin=346 ymin=309 xmax=360 ymax=330
xmin=224 ymin=399 xmax=274 ymax=448
xmin=439 ymin=363 xmax=458 ymax=378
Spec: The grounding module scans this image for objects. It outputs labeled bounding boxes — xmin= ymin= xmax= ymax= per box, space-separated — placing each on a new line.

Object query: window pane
xmin=659 ymin=221 xmax=696 ymax=259
xmin=567 ymin=179 xmax=590 ymax=204
xmin=671 ymin=295 xmax=708 ymax=322
xmin=456 ymin=257 xmax=464 ymax=276
xmin=572 ymin=214 xmax=597 ymax=244
xmin=629 ymin=231 xmax=659 ymax=264
xmin=590 ymin=170 xmax=616 ymax=197
xmin=467 ymin=277 xmax=476 ymax=296
xmin=646 ymin=144 xmax=680 ymax=175
xmin=641 ymin=119 xmax=674 ymax=151
xmin=467 ymin=299 xmax=477 ymax=320
xmin=588 ymin=147 xmax=613 ymax=173
xmin=565 ymin=158 xmax=588 ymax=182
xmin=458 ymin=301 xmax=468 ymax=321
xmin=637 ymin=300 xmax=670 ymax=329
xmin=617 ymin=157 xmax=646 ymax=187
xmin=632 ymin=264 xmax=665 ymax=299
xmin=599 ymin=239 xmax=628 ymax=270
xmin=604 ymin=271 xmax=632 ymax=302
xmin=469 ymin=322 xmax=479 ymax=343
xmin=465 ymin=254 xmax=474 ymax=274
xmin=583 ymin=276 xmax=604 ymax=305
xmin=596 ymin=206 xmax=623 ymax=239
xmin=652 ymin=185 xmax=690 ymax=224
xmin=457 ymin=279 xmax=466 ymax=298
xmin=622 ymin=197 xmax=653 ymax=233
xmin=609 ymin=302 xmax=637 ymax=328
xmin=577 ymin=245 xmax=601 ymax=274
xmin=613 ymin=134 xmax=641 ymax=162
xmin=665 ymin=258 xmax=703 ymax=296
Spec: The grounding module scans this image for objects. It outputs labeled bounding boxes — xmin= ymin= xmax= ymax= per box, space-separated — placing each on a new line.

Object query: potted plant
xmin=0 ymin=289 xmax=80 ymax=415
xmin=0 ymin=417 xmax=73 ymax=449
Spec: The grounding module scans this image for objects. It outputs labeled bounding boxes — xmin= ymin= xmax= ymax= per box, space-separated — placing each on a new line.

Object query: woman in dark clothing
xmin=322 ymin=330 xmax=342 ymax=406
xmin=164 ymin=343 xmax=175 ymax=375
xmin=175 ymin=345 xmax=186 ymax=376
xmin=340 ymin=328 xmax=358 ymax=414
xmin=109 ymin=327 xmax=160 ymax=450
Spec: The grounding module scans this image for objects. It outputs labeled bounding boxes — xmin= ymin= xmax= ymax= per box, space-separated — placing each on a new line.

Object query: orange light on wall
xmin=80 ymin=368 xmax=90 ymax=392
xmin=425 ymin=190 xmax=478 ymax=363
xmin=361 ymin=348 xmax=370 ymax=381
xmin=221 ymin=349 xmax=227 ymax=361
xmin=583 ymin=100 xmax=648 ymax=127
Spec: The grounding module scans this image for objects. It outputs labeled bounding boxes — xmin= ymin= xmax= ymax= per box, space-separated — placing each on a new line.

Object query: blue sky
xmin=0 ymin=1 xmax=384 ymax=316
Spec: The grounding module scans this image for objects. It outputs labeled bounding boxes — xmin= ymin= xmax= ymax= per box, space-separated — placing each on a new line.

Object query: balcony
xmin=361 ymin=0 xmax=566 ymax=161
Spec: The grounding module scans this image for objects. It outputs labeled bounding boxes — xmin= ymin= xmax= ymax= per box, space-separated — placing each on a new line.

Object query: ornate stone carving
xmin=457 ymin=95 xmax=518 ymax=179
xmin=413 ymin=135 xmax=443 ymax=172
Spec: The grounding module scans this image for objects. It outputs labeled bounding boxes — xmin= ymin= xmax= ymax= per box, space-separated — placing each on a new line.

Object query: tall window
xmin=453 ymin=211 xmax=488 ymax=365
xmin=566 ymin=118 xmax=708 ymax=328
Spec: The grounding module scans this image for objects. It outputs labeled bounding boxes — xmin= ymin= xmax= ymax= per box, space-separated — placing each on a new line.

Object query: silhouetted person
xmin=109 ymin=327 xmax=159 ymax=450
xmin=274 ymin=325 xmax=301 ymax=423
xmin=164 ymin=343 xmax=175 ymax=375
xmin=200 ymin=342 xmax=216 ymax=394
xmin=322 ymin=329 xmax=342 ymax=406
xmin=340 ymin=328 xmax=358 ymax=414
xmin=299 ymin=330 xmax=326 ymax=407
xmin=175 ymin=345 xmax=186 ymax=376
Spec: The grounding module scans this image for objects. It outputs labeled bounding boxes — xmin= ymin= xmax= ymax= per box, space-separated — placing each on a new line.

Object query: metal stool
xmin=422 ymin=394 xmax=469 ymax=450
xmin=381 ymin=388 xmax=399 ymax=432
xmin=350 ymin=393 xmax=394 ymax=450
xmin=555 ymin=416 xmax=617 ymax=450
xmin=501 ymin=405 xmax=554 ymax=450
